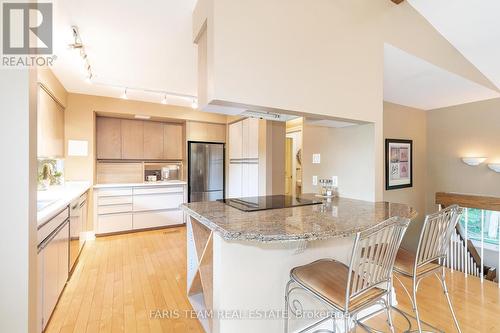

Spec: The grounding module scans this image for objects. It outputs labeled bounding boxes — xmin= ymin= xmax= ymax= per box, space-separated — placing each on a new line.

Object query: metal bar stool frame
xmin=392 ymin=204 xmax=463 ymax=333
xmin=284 ymin=217 xmax=410 ymax=333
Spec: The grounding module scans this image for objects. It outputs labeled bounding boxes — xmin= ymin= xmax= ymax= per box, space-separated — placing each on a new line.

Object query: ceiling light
xmin=91 ymin=81 xmax=198 ymax=106
xmin=488 ymin=163 xmax=500 ymax=173
xmin=134 ymin=114 xmax=151 ymax=120
xmin=461 ymin=157 xmax=487 ymax=166
xmin=70 ymin=25 xmax=94 ymax=83
xmin=191 ymin=99 xmax=198 ymax=109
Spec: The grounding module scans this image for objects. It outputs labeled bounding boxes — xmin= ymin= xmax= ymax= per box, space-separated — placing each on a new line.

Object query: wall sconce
xmin=488 ymin=163 xmax=500 ymax=173
xmin=461 ymin=157 xmax=487 ymax=166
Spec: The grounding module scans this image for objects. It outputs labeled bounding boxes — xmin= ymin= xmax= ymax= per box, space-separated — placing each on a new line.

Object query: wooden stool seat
xmin=394 ymin=248 xmax=440 ymax=277
xmin=291 ymin=259 xmax=386 ymax=312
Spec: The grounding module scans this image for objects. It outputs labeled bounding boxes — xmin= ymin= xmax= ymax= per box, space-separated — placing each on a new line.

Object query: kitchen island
xmin=181 ymin=195 xmax=416 ymax=333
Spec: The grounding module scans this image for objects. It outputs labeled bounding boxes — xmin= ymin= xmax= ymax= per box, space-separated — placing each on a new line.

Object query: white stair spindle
xmin=481 ymin=209 xmax=485 ymax=283
xmin=465 ymin=208 xmax=469 ymax=278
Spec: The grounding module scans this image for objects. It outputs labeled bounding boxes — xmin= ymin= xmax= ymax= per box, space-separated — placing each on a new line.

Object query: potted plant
xmin=39 ymin=163 xmax=53 ymax=190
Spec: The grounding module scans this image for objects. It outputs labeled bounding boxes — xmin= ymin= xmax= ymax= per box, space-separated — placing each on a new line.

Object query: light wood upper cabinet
xmin=242 ymin=118 xmax=259 ymax=159
xmin=37 ymin=87 xmax=64 ymax=158
xmin=96 ymin=116 xmax=185 ymax=161
xmin=163 ymin=124 xmax=183 ymax=160
xmin=186 ymin=121 xmax=226 ymax=143
xmin=143 ymin=121 xmax=164 ymax=160
xmin=121 ymin=119 xmax=144 ymax=160
xmin=229 ymin=121 xmax=243 ymax=159
xmin=96 ymin=117 xmax=122 ymax=159
xmin=229 ymin=118 xmax=258 ymax=160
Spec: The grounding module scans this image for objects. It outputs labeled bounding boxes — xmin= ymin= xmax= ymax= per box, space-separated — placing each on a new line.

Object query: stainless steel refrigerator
xmin=188 ymin=142 xmax=225 ymax=202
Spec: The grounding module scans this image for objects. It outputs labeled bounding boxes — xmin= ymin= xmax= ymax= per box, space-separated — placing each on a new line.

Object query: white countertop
xmin=93 ymin=180 xmax=187 ymax=188
xmin=37 ymin=181 xmax=91 ymax=227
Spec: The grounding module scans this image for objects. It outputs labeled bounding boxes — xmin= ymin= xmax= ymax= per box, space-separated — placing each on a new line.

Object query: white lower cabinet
xmin=230 ymin=162 xmax=259 ymax=198
xmin=39 ymin=219 xmax=69 ymax=331
xmin=133 ymin=193 xmax=183 ymax=211
xmin=97 ymin=213 xmax=133 ymax=234
xmin=94 ymin=185 xmax=186 ymax=235
xmin=228 ymin=163 xmax=242 ymax=198
xmin=133 ymin=210 xmax=183 ymax=229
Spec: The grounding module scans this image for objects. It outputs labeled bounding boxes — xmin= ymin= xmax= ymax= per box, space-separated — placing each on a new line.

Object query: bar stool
xmin=392 ymin=204 xmax=463 ymax=333
xmin=284 ymin=217 xmax=410 ymax=333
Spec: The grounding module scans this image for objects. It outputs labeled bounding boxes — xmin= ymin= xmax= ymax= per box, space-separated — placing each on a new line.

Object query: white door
xmin=247 ymin=163 xmax=259 ymax=197
xmin=228 ymin=121 xmax=243 ymax=159
xmin=228 ymin=163 xmax=242 ymax=198
xmin=241 ymin=163 xmax=259 ymax=197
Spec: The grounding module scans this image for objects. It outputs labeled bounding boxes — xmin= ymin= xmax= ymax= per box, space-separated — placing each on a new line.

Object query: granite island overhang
xmin=181 ymin=196 xmax=417 ymax=333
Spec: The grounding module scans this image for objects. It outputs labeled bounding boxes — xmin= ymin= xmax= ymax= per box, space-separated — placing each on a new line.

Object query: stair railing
xmin=436 ymin=192 xmax=500 ymax=285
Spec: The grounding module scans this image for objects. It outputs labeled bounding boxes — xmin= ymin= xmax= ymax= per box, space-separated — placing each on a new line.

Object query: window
xmin=459 ymin=208 xmax=500 ymax=245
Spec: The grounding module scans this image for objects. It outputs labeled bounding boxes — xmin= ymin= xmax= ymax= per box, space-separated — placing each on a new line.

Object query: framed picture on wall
xmin=385 ymin=139 xmax=413 ymax=190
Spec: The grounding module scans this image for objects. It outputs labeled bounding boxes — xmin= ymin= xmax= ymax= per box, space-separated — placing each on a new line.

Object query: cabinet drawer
xmin=98 ymin=195 xmax=133 ymax=206
xmin=97 ymin=213 xmax=132 ymax=234
xmin=98 ymin=204 xmax=133 ymax=215
xmin=133 ymin=186 xmax=184 ymax=195
xmin=38 ymin=207 xmax=69 ymax=244
xmin=133 ymin=193 xmax=184 ymax=211
xmin=133 ymin=210 xmax=183 ymax=230
xmin=96 ymin=188 xmax=133 ymax=197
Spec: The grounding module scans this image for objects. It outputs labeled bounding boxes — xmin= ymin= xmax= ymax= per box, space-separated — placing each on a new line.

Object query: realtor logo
xmin=2 ymin=2 xmax=53 ymax=55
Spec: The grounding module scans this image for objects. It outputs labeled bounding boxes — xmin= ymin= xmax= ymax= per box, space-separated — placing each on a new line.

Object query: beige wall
xmin=264 ymin=121 xmax=286 ymax=195
xmin=383 ymin=102 xmax=427 ymax=251
xmin=302 ymin=123 xmax=375 ymax=201
xmin=426 ymin=98 xmax=500 ymax=214
xmin=193 ymin=0 xmax=495 ymax=202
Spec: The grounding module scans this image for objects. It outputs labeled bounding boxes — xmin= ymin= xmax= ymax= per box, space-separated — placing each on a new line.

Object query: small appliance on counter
xmin=146 ymin=175 xmax=158 ymax=182
xmin=317 ymin=178 xmax=338 ymax=198
xmin=144 ymin=162 xmax=182 ymax=182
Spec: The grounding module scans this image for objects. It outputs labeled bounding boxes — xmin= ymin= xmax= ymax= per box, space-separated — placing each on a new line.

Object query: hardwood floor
xmin=46 ymin=227 xmax=203 ymax=333
xmin=46 ymin=227 xmax=500 ymax=333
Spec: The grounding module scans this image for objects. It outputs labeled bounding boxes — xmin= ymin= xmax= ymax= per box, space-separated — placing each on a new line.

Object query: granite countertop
xmin=93 ymin=180 xmax=187 ymax=188
xmin=37 ymin=181 xmax=91 ymax=227
xmin=182 ymin=195 xmax=417 ymax=242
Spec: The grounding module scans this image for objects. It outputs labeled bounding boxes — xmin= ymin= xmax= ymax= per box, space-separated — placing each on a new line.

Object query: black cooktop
xmin=218 ymin=195 xmax=323 ymax=212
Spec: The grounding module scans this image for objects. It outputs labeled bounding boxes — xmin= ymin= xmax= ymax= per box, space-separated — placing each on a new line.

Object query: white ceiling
xmin=51 ymin=0 xmax=197 ymax=107
xmin=50 ymin=0 xmax=500 ymax=111
xmin=408 ymin=0 xmax=500 ymax=91
xmin=383 ymin=44 xmax=500 ymax=110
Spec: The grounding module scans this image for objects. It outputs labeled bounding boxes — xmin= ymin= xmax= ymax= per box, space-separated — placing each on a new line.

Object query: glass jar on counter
xmin=319 ymin=179 xmax=338 ymax=197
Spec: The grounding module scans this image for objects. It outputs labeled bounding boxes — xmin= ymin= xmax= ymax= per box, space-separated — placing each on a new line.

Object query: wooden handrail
xmin=436 ymin=192 xmax=500 ymax=212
